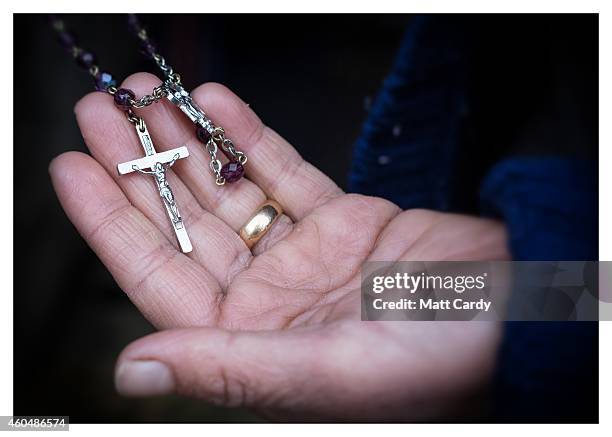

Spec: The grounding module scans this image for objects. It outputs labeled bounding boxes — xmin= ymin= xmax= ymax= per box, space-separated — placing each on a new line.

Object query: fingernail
xmin=115 ymin=360 xmax=175 ymax=397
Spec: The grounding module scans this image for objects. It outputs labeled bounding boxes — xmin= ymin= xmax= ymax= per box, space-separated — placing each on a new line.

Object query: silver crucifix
xmin=165 ymin=80 xmax=215 ymax=134
xmin=117 ymin=119 xmax=192 ymax=253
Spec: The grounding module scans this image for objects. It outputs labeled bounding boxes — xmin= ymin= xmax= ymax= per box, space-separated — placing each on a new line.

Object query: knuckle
xmin=209 ymin=367 xmax=249 ymax=407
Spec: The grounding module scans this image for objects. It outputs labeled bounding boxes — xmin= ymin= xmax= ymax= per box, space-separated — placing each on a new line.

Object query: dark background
xmin=13 ymin=14 xmax=597 ymax=422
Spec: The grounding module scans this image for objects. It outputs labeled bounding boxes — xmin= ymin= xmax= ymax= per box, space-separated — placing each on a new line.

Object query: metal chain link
xmin=125 ymin=108 xmax=146 ymax=132
xmin=223 ymin=138 xmax=248 ymax=164
xmin=105 ymin=81 xmax=167 ymax=108
xmin=129 ymin=85 xmax=168 ymax=108
xmin=152 ymin=53 xmax=181 ymax=84
xmin=207 ymin=127 xmax=225 ymax=185
xmin=134 ymin=26 xmax=181 ymax=84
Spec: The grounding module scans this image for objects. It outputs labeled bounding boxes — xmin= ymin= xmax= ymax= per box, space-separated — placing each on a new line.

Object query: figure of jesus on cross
xmin=117 ymin=118 xmax=193 ymax=253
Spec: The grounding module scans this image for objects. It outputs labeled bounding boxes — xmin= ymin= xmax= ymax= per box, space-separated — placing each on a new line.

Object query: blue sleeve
xmin=349 ymin=16 xmax=598 ymax=421
xmin=348 ymin=15 xmax=468 ymax=211
xmin=481 ymin=158 xmax=598 ymax=421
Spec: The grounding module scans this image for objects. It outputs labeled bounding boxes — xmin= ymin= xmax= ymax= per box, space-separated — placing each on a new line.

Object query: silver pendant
xmin=165 ymin=80 xmax=215 ymax=135
xmin=117 ymin=117 xmax=192 ymax=253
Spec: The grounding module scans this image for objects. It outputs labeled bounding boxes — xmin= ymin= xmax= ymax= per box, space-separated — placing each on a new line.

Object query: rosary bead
xmin=76 ymin=51 xmax=96 ymax=69
xmin=127 ymin=14 xmax=142 ymax=35
xmin=196 ymin=126 xmax=212 ymax=143
xmin=220 ymin=161 xmax=245 ymax=183
xmin=58 ymin=31 xmax=76 ymax=50
xmin=114 ymin=88 xmax=136 ymax=108
xmin=94 ymin=71 xmax=117 ymax=92
xmin=140 ymin=40 xmax=158 ymax=59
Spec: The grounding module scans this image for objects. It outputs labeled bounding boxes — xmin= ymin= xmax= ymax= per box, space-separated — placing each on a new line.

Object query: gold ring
xmin=239 ymin=200 xmax=283 ymax=249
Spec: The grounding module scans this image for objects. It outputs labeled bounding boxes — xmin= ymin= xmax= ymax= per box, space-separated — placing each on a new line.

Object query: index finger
xmin=50 ymin=151 xmax=222 ymax=328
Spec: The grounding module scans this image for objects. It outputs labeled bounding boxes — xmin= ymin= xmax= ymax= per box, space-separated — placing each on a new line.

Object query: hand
xmin=50 ymin=73 xmax=509 ymax=421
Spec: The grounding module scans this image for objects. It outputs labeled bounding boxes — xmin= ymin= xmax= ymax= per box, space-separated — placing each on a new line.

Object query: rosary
xmin=50 ymin=14 xmax=248 ymax=254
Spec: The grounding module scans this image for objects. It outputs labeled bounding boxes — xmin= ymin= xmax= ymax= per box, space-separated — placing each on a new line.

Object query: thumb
xmin=114 ymin=326 xmax=319 ymax=408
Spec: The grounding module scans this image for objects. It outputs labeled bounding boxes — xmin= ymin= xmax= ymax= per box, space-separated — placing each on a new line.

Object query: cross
xmin=165 ymin=80 xmax=214 ymax=133
xmin=117 ymin=120 xmax=192 ymax=253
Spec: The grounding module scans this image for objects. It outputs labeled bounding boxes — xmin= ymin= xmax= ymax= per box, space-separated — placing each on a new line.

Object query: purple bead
xmin=127 ymin=14 xmax=142 ymax=35
xmin=196 ymin=126 xmax=212 ymax=143
xmin=76 ymin=51 xmax=96 ymax=69
xmin=140 ymin=40 xmax=157 ymax=59
xmin=220 ymin=161 xmax=245 ymax=183
xmin=114 ymin=88 xmax=135 ymax=108
xmin=58 ymin=31 xmax=76 ymax=49
xmin=94 ymin=71 xmax=117 ymax=92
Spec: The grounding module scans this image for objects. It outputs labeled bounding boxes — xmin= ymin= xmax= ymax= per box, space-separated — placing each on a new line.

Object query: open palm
xmin=50 ymin=73 xmax=509 ymax=421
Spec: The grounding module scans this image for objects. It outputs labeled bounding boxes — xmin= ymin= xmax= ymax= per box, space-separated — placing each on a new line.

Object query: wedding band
xmin=239 ymin=200 xmax=283 ymax=249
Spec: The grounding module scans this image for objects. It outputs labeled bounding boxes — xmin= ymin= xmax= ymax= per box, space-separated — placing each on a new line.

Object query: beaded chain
xmin=49 ymin=14 xmax=248 ymax=186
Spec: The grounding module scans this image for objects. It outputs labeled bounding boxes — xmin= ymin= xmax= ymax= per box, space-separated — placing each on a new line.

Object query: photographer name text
xmin=369 ymin=272 xmax=491 ymax=312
